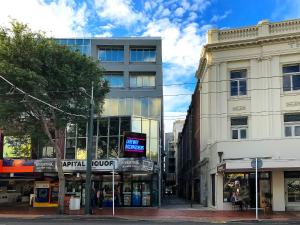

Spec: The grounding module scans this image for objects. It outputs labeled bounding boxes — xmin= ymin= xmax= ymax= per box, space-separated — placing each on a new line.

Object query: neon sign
xmin=123 ymin=132 xmax=146 ymax=157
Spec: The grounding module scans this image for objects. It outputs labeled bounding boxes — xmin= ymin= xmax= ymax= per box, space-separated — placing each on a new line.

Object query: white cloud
xmin=94 ymin=0 xmax=144 ymax=27
xmin=164 ymin=112 xmax=186 ymax=133
xmin=210 ymin=10 xmax=231 ymax=23
xmin=143 ymin=19 xmax=208 ymax=70
xmin=0 ymin=0 xmax=88 ymax=37
xmin=161 ymin=8 xmax=171 ymax=17
xmin=94 ymin=31 xmax=113 ymax=37
xmin=174 ymin=7 xmax=185 ymax=17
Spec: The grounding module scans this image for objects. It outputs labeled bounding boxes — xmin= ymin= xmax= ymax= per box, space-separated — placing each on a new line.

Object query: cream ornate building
xmin=196 ymin=19 xmax=300 ymax=211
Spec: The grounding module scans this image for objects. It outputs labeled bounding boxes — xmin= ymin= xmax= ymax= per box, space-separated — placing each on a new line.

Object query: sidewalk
xmin=0 ymin=203 xmax=300 ymax=222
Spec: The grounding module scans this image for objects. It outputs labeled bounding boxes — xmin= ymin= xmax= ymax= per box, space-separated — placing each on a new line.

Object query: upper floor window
xmin=130 ymin=72 xmax=155 ymax=88
xmin=130 ymin=47 xmax=156 ymax=62
xmin=98 ymin=47 xmax=124 ymax=62
xmin=103 ymin=72 xmax=124 ymax=88
xmin=284 ymin=114 xmax=300 ymax=137
xmin=231 ymin=117 xmax=248 ymax=139
xmin=230 ymin=70 xmax=247 ymax=96
xmin=283 ymin=64 xmax=300 ymax=92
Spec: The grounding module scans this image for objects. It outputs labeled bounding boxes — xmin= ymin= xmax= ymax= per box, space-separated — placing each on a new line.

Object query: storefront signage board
xmin=118 ymin=158 xmax=153 ymax=172
xmin=62 ymin=160 xmax=117 ymax=171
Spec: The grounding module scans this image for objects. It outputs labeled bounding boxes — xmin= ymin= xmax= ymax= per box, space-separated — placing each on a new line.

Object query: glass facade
xmin=129 ymin=72 xmax=156 ymax=88
xmin=103 ymin=72 xmax=124 ymax=88
xmin=102 ymin=97 xmax=161 ymax=118
xmin=64 ymin=116 xmax=159 ymax=162
xmin=98 ymin=47 xmax=124 ymax=62
xmin=56 ymin=39 xmax=91 ymax=56
xmin=130 ymin=47 xmax=156 ymax=62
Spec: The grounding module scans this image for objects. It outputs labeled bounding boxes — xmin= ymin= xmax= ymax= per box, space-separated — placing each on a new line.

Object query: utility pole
xmin=85 ymin=82 xmax=94 ymax=215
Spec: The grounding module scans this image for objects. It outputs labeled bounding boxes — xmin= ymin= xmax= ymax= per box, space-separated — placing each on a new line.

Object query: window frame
xmin=98 ymin=47 xmax=124 ymax=62
xmin=103 ymin=72 xmax=124 ymax=88
xmin=282 ymin=64 xmax=300 ymax=92
xmin=284 ymin=113 xmax=300 ymax=137
xmin=230 ymin=117 xmax=248 ymax=140
xmin=130 ymin=47 xmax=156 ymax=63
xmin=230 ymin=69 xmax=247 ymax=97
xmin=129 ymin=72 xmax=156 ymax=88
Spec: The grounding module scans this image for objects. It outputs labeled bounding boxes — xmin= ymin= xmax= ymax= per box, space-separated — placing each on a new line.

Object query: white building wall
xmin=197 ymin=19 xmax=300 ymax=211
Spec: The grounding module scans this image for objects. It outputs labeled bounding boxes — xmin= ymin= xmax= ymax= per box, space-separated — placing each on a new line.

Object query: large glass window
xmin=98 ymin=47 xmax=124 ymax=62
xmin=130 ymin=47 xmax=156 ymax=62
xmin=102 ymin=97 xmax=161 ymax=118
xmin=223 ymin=173 xmax=250 ymax=203
xmin=284 ymin=113 xmax=300 ymax=137
xmin=285 ymin=172 xmax=300 ymax=203
xmin=231 ymin=117 xmax=248 ymax=140
xmin=130 ymin=73 xmax=156 ymax=88
xmin=56 ymin=39 xmax=91 ymax=56
xmin=103 ymin=72 xmax=124 ymax=88
xmin=230 ymin=70 xmax=247 ymax=96
xmin=283 ymin=64 xmax=300 ymax=92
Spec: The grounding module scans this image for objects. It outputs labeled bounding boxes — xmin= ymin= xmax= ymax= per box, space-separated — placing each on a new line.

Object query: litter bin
xmin=69 ymin=196 xmax=81 ymax=210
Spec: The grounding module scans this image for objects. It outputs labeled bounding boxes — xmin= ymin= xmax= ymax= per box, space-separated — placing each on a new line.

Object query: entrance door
xmin=132 ymin=182 xmax=141 ymax=206
xmin=141 ymin=182 xmax=151 ymax=206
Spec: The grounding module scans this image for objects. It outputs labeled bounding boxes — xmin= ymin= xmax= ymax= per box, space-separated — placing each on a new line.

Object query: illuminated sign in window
xmin=123 ymin=132 xmax=146 ymax=157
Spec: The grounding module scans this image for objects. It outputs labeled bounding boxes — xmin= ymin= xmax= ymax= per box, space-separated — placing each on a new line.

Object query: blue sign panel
xmin=123 ymin=132 xmax=146 ymax=158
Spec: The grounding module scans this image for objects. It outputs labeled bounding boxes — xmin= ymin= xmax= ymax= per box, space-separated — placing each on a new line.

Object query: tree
xmin=0 ymin=21 xmax=109 ymax=214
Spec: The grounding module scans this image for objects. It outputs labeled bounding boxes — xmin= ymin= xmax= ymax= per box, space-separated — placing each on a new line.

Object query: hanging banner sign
xmin=118 ymin=158 xmax=153 ymax=172
xmin=62 ymin=160 xmax=117 ymax=171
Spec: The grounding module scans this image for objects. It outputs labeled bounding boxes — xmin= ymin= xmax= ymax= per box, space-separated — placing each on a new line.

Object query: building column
xmin=272 ymin=170 xmax=285 ymax=211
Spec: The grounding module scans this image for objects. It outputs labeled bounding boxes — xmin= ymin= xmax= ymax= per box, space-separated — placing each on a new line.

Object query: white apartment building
xmin=197 ymin=19 xmax=300 ymax=211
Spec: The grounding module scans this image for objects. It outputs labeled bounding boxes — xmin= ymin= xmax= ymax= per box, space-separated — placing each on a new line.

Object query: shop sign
xmin=35 ymin=181 xmax=50 ymax=188
xmin=217 ymin=163 xmax=226 ymax=174
xmin=34 ymin=159 xmax=56 ymax=172
xmin=123 ymin=132 xmax=146 ymax=158
xmin=118 ymin=158 xmax=153 ymax=172
xmin=62 ymin=160 xmax=117 ymax=171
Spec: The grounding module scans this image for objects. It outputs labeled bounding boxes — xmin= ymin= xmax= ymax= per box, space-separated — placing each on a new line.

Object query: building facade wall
xmin=197 ymin=19 xmax=300 ymax=211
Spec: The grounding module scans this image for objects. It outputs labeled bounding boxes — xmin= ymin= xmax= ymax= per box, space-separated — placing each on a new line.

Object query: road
xmin=0 ymin=217 xmax=299 ymax=225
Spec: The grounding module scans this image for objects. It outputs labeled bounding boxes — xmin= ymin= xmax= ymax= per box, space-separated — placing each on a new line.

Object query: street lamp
xmin=81 ymin=82 xmax=94 ymax=215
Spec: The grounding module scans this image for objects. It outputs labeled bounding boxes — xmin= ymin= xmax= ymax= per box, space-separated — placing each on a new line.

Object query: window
xmin=284 ymin=114 xmax=300 ymax=137
xmin=56 ymin=39 xmax=91 ymax=56
xmin=231 ymin=117 xmax=248 ymax=139
xmin=230 ymin=70 xmax=247 ymax=96
xmin=130 ymin=47 xmax=156 ymax=62
xmin=130 ymin=72 xmax=155 ymax=88
xmin=98 ymin=47 xmax=124 ymax=62
xmin=103 ymin=72 xmax=124 ymax=88
xmin=283 ymin=64 xmax=300 ymax=92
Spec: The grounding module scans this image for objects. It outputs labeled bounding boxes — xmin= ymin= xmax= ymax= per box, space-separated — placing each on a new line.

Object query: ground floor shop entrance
xmin=223 ymin=172 xmax=271 ymax=208
xmin=284 ymin=171 xmax=300 ymax=211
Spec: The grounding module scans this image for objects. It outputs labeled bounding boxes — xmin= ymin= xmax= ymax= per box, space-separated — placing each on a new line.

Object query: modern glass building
xmin=56 ymin=37 xmax=163 ymax=207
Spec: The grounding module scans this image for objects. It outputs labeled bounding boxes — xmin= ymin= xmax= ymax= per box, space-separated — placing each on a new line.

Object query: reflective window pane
xmin=295 ymin=126 xmax=300 ymax=136
xmin=232 ymin=129 xmax=238 ymax=139
xmin=239 ymin=80 xmax=247 ymax=95
xmin=283 ymin=76 xmax=291 ymax=91
xmin=97 ymin=137 xmax=108 ymax=159
xmin=109 ymin=117 xmax=119 ymax=136
xmin=230 ymin=80 xmax=238 ymax=96
xmin=284 ymin=114 xmax=300 ymax=122
xmin=130 ymin=48 xmax=156 ymax=62
xmin=108 ymin=136 xmax=119 ymax=158
xmin=149 ymin=98 xmax=161 ymax=117
xmin=141 ymin=98 xmax=149 ymax=117
xmin=292 ymin=75 xmax=300 ymax=90
xmin=76 ymin=138 xmax=86 ymax=159
xmin=120 ymin=117 xmax=131 ymax=134
xmin=240 ymin=129 xmax=247 ymax=139
xmin=283 ymin=65 xmax=300 ymax=73
xmin=132 ymin=117 xmax=141 ymax=133
xmin=98 ymin=48 xmax=124 ymax=62
xmin=133 ymin=98 xmax=141 ymax=116
xmin=231 ymin=117 xmax=248 ymax=126
xmin=285 ymin=126 xmax=292 ymax=137
xmin=99 ymin=118 xmax=108 ymax=136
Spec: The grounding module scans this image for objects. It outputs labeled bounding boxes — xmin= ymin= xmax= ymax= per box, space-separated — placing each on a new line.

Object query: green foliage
xmin=0 ymin=20 xmax=109 ymax=157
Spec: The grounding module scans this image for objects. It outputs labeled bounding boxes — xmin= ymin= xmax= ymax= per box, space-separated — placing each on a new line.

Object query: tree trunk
xmin=41 ymin=117 xmax=65 ymax=214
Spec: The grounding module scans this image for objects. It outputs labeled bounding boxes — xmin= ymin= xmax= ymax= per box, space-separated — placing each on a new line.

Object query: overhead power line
xmin=0 ymin=75 xmax=86 ymax=118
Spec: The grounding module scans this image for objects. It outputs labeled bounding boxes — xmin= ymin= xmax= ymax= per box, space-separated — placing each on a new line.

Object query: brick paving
xmin=0 ymin=203 xmax=299 ymax=222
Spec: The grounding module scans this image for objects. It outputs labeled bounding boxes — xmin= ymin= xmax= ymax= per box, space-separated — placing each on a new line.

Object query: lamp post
xmin=83 ymin=82 xmax=94 ymax=215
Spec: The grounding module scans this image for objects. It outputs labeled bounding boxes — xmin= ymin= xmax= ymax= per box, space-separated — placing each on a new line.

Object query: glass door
xmin=132 ymin=182 xmax=141 ymax=206
xmin=141 ymin=182 xmax=151 ymax=206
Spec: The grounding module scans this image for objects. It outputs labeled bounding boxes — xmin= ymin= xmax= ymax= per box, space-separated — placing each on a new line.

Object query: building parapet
xmin=208 ymin=19 xmax=300 ymax=44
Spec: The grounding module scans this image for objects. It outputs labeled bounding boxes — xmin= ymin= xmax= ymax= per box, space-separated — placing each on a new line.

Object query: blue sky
xmin=1 ymin=0 xmax=300 ymax=132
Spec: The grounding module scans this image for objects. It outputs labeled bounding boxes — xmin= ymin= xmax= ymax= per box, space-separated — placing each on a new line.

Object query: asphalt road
xmin=0 ymin=218 xmax=299 ymax=225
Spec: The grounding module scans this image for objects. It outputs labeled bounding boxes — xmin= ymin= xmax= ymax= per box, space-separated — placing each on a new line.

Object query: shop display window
xmin=223 ymin=173 xmax=249 ymax=202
